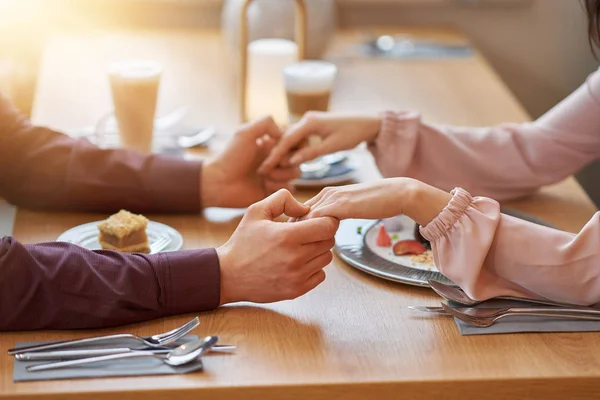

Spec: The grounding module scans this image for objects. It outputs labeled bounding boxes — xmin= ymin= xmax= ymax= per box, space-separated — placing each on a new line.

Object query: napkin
xmin=13 ymin=335 xmax=203 ymax=382
xmin=0 ymin=199 xmax=16 ymax=236
xmin=452 ymin=300 xmax=600 ymax=336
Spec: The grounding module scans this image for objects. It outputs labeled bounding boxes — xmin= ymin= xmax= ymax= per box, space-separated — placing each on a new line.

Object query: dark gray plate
xmin=334 ymin=208 xmax=554 ymax=288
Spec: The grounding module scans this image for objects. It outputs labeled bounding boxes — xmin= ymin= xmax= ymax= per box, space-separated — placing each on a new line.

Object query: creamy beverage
xmin=284 ymin=61 xmax=337 ymax=177
xmin=108 ymin=61 xmax=162 ymax=153
xmin=284 ymin=60 xmax=337 ymax=125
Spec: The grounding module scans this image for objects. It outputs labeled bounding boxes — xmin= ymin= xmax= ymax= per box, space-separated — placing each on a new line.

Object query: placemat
xmin=13 ymin=335 xmax=203 ymax=382
xmin=452 ymin=300 xmax=600 ymax=336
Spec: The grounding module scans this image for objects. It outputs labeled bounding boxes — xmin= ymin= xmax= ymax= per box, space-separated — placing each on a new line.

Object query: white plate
xmin=293 ymin=169 xmax=356 ymax=188
xmin=57 ymin=221 xmax=183 ymax=254
xmin=334 ymin=208 xmax=555 ymax=287
xmin=364 ymin=215 xmax=437 ymax=272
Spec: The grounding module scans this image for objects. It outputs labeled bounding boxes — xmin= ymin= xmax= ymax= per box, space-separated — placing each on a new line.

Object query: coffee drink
xmin=283 ymin=60 xmax=337 ymax=125
xmin=108 ymin=61 xmax=162 ymax=153
xmin=284 ymin=61 xmax=337 ymax=177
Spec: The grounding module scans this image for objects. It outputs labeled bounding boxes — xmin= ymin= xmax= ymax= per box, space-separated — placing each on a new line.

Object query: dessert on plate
xmin=98 ymin=209 xmax=150 ymax=253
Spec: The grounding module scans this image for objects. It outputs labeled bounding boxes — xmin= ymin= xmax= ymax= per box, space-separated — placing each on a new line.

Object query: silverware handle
xmin=510 ymin=307 xmax=600 ymax=316
xmin=502 ymin=311 xmax=600 ymax=321
xmin=8 ymin=334 xmax=134 ymax=355
xmin=500 ymin=296 xmax=599 ymax=309
xmin=16 ymin=345 xmax=236 ymax=361
xmin=16 ymin=348 xmax=133 ymax=361
xmin=27 ymin=352 xmax=159 ymax=372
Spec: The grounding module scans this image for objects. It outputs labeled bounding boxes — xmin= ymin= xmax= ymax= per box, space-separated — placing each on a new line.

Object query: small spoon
xmin=27 ymin=336 xmax=218 ymax=372
xmin=428 ymin=280 xmax=597 ymax=309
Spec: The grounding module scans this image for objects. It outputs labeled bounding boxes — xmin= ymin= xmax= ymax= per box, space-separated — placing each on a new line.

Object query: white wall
xmin=339 ymin=0 xmax=599 ymax=118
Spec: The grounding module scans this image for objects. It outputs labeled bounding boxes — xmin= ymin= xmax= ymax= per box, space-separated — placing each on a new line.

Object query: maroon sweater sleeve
xmin=0 ymin=94 xmax=202 ymax=213
xmin=0 ymin=237 xmax=221 ymax=331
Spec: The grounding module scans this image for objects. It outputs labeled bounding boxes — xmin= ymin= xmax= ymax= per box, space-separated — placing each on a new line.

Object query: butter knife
xmin=15 ymin=344 xmax=236 ymax=361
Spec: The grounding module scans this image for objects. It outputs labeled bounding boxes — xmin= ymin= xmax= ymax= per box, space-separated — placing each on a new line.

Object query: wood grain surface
xmin=1 ymin=28 xmax=599 ymax=400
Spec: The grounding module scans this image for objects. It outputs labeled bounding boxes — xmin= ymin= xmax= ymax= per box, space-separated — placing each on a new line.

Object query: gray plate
xmin=57 ymin=220 xmax=183 ymax=254
xmin=334 ymin=208 xmax=555 ymax=288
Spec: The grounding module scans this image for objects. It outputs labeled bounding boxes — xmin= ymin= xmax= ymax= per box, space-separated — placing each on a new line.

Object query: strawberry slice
xmin=376 ymin=225 xmax=392 ymax=247
xmin=393 ymin=240 xmax=426 ymax=256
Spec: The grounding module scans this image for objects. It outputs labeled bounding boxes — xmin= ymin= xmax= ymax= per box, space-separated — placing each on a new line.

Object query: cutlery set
xmin=409 ymin=281 xmax=600 ymax=327
xmin=9 ymin=317 xmax=236 ymax=372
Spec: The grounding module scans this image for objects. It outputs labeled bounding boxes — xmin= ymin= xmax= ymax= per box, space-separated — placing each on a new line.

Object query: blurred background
xmin=1 ymin=0 xmax=598 ymax=200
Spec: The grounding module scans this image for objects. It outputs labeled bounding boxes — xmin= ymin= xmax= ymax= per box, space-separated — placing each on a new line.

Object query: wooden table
xmin=2 ymin=28 xmax=599 ymax=400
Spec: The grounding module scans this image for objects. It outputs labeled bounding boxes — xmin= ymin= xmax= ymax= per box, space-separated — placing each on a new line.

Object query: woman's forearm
xmin=368 ymin=69 xmax=600 ymax=200
xmin=421 ymin=188 xmax=600 ymax=305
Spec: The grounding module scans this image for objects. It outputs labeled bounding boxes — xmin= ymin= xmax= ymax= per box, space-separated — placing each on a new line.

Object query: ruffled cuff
xmin=367 ymin=110 xmax=421 ymax=178
xmin=419 ymin=188 xmax=474 ymax=242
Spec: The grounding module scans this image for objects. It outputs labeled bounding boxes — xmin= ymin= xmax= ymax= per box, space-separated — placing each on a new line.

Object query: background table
xmin=2 ymin=28 xmax=599 ymax=400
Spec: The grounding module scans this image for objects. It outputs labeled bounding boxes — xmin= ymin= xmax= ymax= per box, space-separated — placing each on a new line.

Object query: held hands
xmin=259 ymin=112 xmax=382 ymax=174
xmin=201 ymin=117 xmax=301 ymax=208
xmin=216 ymin=189 xmax=339 ymax=304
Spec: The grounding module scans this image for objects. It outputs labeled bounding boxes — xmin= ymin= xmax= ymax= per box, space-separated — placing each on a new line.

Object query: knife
xmin=408 ymin=306 xmax=449 ymax=315
xmin=14 ymin=344 xmax=236 ymax=361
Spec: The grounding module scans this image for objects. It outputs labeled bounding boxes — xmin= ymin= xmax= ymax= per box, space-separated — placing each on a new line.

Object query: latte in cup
xmin=284 ymin=61 xmax=338 ymax=178
xmin=284 ymin=60 xmax=337 ymax=126
xmin=108 ymin=61 xmax=162 ymax=153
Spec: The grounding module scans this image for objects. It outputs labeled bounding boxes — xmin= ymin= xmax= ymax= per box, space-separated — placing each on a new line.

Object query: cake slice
xmin=98 ymin=210 xmax=150 ymax=253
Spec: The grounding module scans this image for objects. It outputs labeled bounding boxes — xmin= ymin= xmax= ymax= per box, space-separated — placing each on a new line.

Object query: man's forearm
xmin=0 ymin=94 xmax=203 ymax=213
xmin=0 ymin=237 xmax=220 ymax=331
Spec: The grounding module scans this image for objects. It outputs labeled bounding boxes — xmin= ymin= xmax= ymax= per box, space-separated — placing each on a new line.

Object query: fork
xmin=150 ymin=235 xmax=171 ymax=253
xmin=8 ymin=317 xmax=199 ymax=355
xmin=441 ymin=304 xmax=600 ymax=327
xmin=428 ymin=280 xmax=595 ymax=309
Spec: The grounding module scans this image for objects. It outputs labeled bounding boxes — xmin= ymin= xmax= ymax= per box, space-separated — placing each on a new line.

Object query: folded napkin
xmin=13 ymin=335 xmax=203 ymax=382
xmin=452 ymin=300 xmax=600 ymax=336
xmin=0 ymin=200 xmax=16 ymax=237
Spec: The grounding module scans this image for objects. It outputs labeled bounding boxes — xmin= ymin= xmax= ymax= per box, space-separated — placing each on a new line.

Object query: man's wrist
xmin=216 ymin=245 xmax=233 ymax=305
xmin=200 ymin=161 xmax=221 ymax=208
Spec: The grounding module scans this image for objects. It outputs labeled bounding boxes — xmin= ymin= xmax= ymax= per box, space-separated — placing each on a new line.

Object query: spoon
xmin=27 ymin=336 xmax=218 ymax=372
xmin=428 ymin=280 xmax=599 ymax=309
xmin=177 ymin=126 xmax=217 ymax=148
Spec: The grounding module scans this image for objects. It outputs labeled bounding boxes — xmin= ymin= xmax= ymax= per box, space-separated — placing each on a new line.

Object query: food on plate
xmin=98 ymin=209 xmax=150 ymax=253
xmin=393 ymin=240 xmax=426 ymax=256
xmin=376 ymin=225 xmax=392 ymax=247
xmin=411 ymin=250 xmax=434 ymax=265
xmin=382 ymin=216 xmax=403 ymax=232
xmin=413 ymin=223 xmax=431 ymax=250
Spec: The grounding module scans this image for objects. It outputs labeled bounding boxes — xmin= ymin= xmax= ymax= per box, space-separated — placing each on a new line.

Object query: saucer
xmin=57 ymin=221 xmax=183 ymax=254
xmin=293 ymin=160 xmax=356 ymax=188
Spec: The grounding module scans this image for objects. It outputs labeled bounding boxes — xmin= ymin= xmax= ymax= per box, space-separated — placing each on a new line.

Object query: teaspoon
xmin=27 ymin=336 xmax=218 ymax=372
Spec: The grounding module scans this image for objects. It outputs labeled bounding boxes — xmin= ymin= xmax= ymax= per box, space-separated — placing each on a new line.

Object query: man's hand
xmin=201 ymin=116 xmax=301 ymax=208
xmin=216 ymin=189 xmax=340 ymax=304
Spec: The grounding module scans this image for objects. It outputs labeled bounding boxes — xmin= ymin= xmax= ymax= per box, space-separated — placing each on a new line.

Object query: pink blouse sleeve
xmin=368 ymin=68 xmax=600 ymax=200
xmin=420 ymin=188 xmax=600 ymax=306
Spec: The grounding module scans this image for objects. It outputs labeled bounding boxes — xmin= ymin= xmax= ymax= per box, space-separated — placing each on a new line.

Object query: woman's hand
xmin=298 ymin=178 xmax=453 ymax=227
xmin=201 ymin=116 xmax=302 ymax=208
xmin=258 ymin=112 xmax=382 ymax=173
